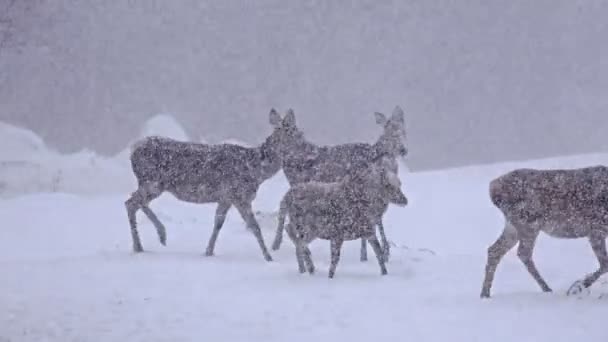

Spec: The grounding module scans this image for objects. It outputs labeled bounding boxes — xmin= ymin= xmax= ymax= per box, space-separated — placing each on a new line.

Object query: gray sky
xmin=1 ymin=0 xmax=607 ymax=170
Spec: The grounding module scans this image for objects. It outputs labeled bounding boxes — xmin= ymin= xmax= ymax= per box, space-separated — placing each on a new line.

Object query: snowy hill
xmin=0 ymin=121 xmax=50 ymax=161
xmin=0 ymin=115 xmax=196 ymax=198
xmin=0 ymin=122 xmax=135 ymax=198
xmin=114 ymin=113 xmax=191 ymax=165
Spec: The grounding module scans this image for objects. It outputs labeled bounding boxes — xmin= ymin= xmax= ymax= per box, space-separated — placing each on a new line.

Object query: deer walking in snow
xmin=269 ymin=107 xmax=409 ymax=262
xmin=124 ymin=112 xmax=290 ymax=261
xmin=277 ymin=153 xmax=408 ymax=278
xmin=481 ymin=166 xmax=608 ymax=298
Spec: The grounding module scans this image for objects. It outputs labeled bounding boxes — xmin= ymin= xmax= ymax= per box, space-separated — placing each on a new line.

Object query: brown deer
xmin=124 ymin=111 xmax=297 ymax=261
xmin=269 ymin=107 xmax=408 ymax=262
xmin=481 ymin=166 xmax=608 ymax=298
xmin=277 ymin=153 xmax=408 ymax=278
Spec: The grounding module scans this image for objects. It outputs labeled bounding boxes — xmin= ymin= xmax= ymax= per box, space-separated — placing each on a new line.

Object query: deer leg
xmin=234 ymin=202 xmax=273 ymax=262
xmin=367 ymin=235 xmax=388 ymax=275
xmin=517 ymin=230 xmax=552 ymax=293
xmin=328 ymin=238 xmax=344 ymax=278
xmin=377 ymin=221 xmax=390 ymax=262
xmin=271 ymin=227 xmax=283 ymax=251
xmin=295 ymin=244 xmax=306 ymax=273
xmin=271 ymin=208 xmax=286 ymax=251
xmin=303 ymin=246 xmax=315 ymax=274
xmin=124 ymin=183 xmax=162 ymax=253
xmin=360 ymin=238 xmax=368 ymax=262
xmin=205 ymin=202 xmax=231 ymax=256
xmin=286 ymin=223 xmax=306 ymax=273
xmin=125 ymin=193 xmax=144 ymax=253
xmin=583 ymin=232 xmax=608 ymax=287
xmin=569 ymin=231 xmax=608 ymax=294
xmin=141 ymin=206 xmax=167 ymax=246
xmin=480 ymin=222 xmax=519 ymax=298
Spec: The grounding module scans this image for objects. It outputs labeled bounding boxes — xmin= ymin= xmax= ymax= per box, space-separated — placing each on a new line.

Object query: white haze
xmin=1 ymin=1 xmax=608 ymax=170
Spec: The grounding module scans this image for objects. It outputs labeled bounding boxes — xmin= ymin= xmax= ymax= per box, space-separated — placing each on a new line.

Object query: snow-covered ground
xmin=1 ymin=120 xmax=607 ymax=341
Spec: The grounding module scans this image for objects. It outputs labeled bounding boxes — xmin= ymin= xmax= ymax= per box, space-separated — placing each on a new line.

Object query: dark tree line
xmin=0 ymin=0 xmax=41 ymax=56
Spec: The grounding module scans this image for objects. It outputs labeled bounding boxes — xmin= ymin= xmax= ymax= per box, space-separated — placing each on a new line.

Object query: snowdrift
xmin=0 ymin=115 xmax=191 ymax=198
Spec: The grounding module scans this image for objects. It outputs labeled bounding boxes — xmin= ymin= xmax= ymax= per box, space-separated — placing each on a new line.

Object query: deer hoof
xmin=567 ymin=280 xmax=587 ymax=296
xmin=271 ymin=241 xmax=281 ymax=251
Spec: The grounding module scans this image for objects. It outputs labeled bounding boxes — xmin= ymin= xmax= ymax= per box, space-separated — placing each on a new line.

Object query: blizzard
xmin=1 ymin=119 xmax=606 ymax=342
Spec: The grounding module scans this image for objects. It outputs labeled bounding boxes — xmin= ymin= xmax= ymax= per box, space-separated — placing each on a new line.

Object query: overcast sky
xmin=1 ymin=0 xmax=607 ymax=170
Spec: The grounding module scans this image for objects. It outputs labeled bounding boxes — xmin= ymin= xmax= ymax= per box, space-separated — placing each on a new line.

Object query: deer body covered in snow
xmin=124 ymin=113 xmax=288 ymax=261
xmin=269 ymin=107 xmax=409 ymax=262
xmin=481 ymin=166 xmax=608 ymax=298
xmin=277 ymin=153 xmax=408 ymax=278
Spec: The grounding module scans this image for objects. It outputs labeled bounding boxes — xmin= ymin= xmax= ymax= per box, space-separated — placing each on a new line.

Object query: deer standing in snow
xmin=277 ymin=153 xmax=408 ymax=278
xmin=124 ymin=112 xmax=292 ymax=261
xmin=481 ymin=166 xmax=608 ymax=298
xmin=269 ymin=107 xmax=409 ymax=262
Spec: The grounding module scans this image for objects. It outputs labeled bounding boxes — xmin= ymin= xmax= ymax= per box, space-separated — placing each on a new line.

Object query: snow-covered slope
xmin=1 ymin=130 xmax=607 ymax=341
xmin=0 ymin=121 xmax=50 ymax=161
xmin=0 ymin=122 xmax=135 ymax=198
xmin=0 ymin=115 xmax=193 ymax=198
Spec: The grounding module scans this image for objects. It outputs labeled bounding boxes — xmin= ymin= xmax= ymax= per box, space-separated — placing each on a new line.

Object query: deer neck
xmin=255 ymin=144 xmax=281 ymax=181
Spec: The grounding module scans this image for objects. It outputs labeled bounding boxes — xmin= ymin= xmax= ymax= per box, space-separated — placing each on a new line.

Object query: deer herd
xmin=125 ymin=106 xmax=608 ymax=299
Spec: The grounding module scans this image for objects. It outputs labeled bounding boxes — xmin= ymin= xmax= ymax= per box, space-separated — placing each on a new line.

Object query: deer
xmin=269 ymin=106 xmax=409 ymax=263
xmin=481 ymin=166 xmax=608 ymax=298
xmin=277 ymin=152 xmax=409 ymax=278
xmin=124 ymin=111 xmax=292 ymax=261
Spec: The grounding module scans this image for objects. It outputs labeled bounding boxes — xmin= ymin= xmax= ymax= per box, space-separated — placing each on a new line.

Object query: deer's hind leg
xmin=516 ymin=228 xmax=552 ymax=293
xmin=367 ymin=234 xmax=388 ymax=276
xmin=234 ymin=201 xmax=273 ymax=262
xmin=125 ymin=182 xmax=163 ymax=252
xmin=286 ymin=222 xmax=306 ymax=273
xmin=568 ymin=230 xmax=608 ymax=295
xmin=481 ymin=221 xmax=519 ymax=298
xmin=377 ymin=221 xmax=391 ymax=262
xmin=141 ymin=206 xmax=167 ymax=246
xmin=361 ymin=221 xmax=390 ymax=263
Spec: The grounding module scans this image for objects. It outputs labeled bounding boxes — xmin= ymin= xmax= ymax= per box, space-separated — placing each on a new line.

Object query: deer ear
xmin=269 ymin=108 xmax=282 ymax=127
xmin=391 ymin=106 xmax=405 ymax=123
xmin=374 ymin=112 xmax=387 ymax=125
xmin=284 ymin=108 xmax=296 ymax=127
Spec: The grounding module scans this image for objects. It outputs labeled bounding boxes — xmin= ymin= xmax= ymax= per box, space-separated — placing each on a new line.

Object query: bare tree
xmin=0 ymin=0 xmax=40 ymax=57
xmin=0 ymin=0 xmax=18 ymax=55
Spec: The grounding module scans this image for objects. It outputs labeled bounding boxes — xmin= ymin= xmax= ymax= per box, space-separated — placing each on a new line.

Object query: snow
xmin=0 ymin=121 xmax=50 ymax=161
xmin=218 ymin=138 xmax=252 ymax=147
xmin=138 ymin=114 xmax=190 ymax=142
xmin=1 ymin=122 xmax=607 ymax=341
xmin=0 ymin=122 xmax=135 ymax=198
xmin=0 ymin=115 xmax=193 ymax=198
xmin=115 ymin=114 xmax=191 ymax=165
